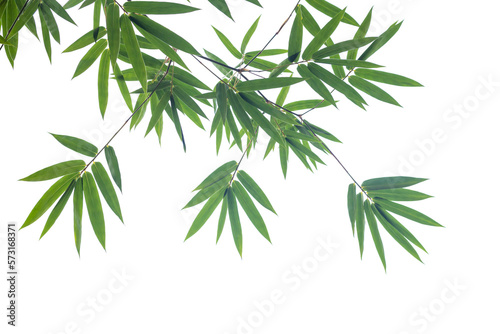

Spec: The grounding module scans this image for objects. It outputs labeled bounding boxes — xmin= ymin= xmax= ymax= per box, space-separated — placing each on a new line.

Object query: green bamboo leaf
xmin=40 ymin=4 xmax=60 ymax=43
xmin=375 ymin=198 xmax=442 ymax=227
xmin=303 ymin=119 xmax=341 ymax=143
xmin=92 ymin=0 xmax=100 ymax=41
xmin=288 ymin=6 xmax=303 ymax=62
xmin=288 ymin=143 xmax=312 ymax=171
xmin=226 ymin=109 xmax=242 ymax=150
xmin=208 ymin=0 xmax=232 ymax=20
xmin=347 ymin=8 xmax=372 ymax=62
xmin=215 ymin=121 xmax=223 ymax=154
xmin=362 ymin=176 xmax=428 ymax=191
xmin=83 ymin=172 xmax=106 ymax=249
xmin=241 ymin=15 xmax=260 ymax=53
xmin=355 ymin=193 xmax=365 ymax=258
xmin=372 ymin=203 xmax=421 ymax=262
xmin=348 ymin=76 xmax=401 ymax=107
xmin=129 ymin=13 xmax=200 ymax=55
xmin=308 ymin=63 xmax=367 ymax=108
xmin=283 ymin=99 xmax=332 ymax=111
xmin=359 ymin=21 xmax=402 ymax=61
xmin=276 ymin=84 xmax=290 ymax=107
xmin=106 ymin=3 xmax=120 ymax=66
xmin=63 ymin=27 xmax=106 ymax=53
xmin=44 ymin=0 xmax=76 ymax=25
xmin=155 ymin=113 xmax=163 ymax=144
xmin=3 ymin=0 xmax=18 ymax=67
xmin=227 ymin=187 xmax=242 ymax=257
xmin=123 ymin=1 xmax=199 ymax=14
xmin=302 ymin=8 xmax=345 ymax=60
xmin=213 ymin=26 xmax=241 ymax=58
xmin=286 ymin=138 xmax=325 ymax=165
xmin=283 ymin=129 xmax=320 ymax=143
xmin=40 ymin=179 xmax=76 ymax=239
xmin=72 ymin=38 xmax=107 ymax=78
xmin=112 ymin=62 xmax=133 ymax=112
xmin=367 ymin=188 xmax=432 ymax=202
xmin=204 ymin=49 xmax=232 ymax=76
xmin=228 ymin=90 xmax=254 ymax=136
xmin=20 ymin=160 xmax=85 ymax=182
xmin=279 ymin=143 xmax=288 ymax=179
xmin=51 ymin=133 xmax=97 ymax=157
xmin=237 ymin=170 xmax=276 ymax=214
xmin=347 ymin=183 xmax=356 ymax=234
xmin=79 ymin=0 xmax=96 ymax=10
xmin=73 ymin=177 xmax=83 ymax=255
xmin=238 ymin=92 xmax=297 ymax=125
xmin=121 ymin=14 xmax=147 ymax=92
xmin=92 ymin=162 xmax=123 ymax=222
xmin=39 ymin=9 xmax=51 ymax=62
xmin=312 ymin=37 xmax=377 ymax=59
xmin=98 ymin=49 xmax=110 ymax=117
xmin=21 ymin=173 xmax=78 ymax=229
xmin=9 ymin=0 xmax=40 ymax=37
xmin=297 ymin=64 xmax=336 ymax=106
xmin=193 ymin=161 xmax=237 ymax=191
xmin=238 ymin=95 xmax=284 ymax=145
xmin=354 ymin=69 xmax=423 ymax=87
xmin=375 ymin=205 xmax=427 ymax=253
xmin=0 ymin=36 xmax=13 ymax=46
xmin=176 ymin=96 xmax=205 ymax=130
xmin=233 ymin=181 xmax=271 ymax=242
xmin=246 ymin=49 xmax=287 ymax=57
xmin=0 ymin=0 xmax=9 ymax=19
xmin=316 ymin=59 xmax=382 ymax=68
xmin=245 ymin=0 xmax=261 ymax=6
xmin=305 ymin=0 xmax=358 ymax=26
xmin=166 ymin=96 xmax=186 ymax=151
xmin=170 ymin=67 xmax=210 ymax=90
xmin=237 ymin=77 xmax=304 ymax=92
xmin=263 ymin=138 xmax=276 ymax=159
xmin=185 ymin=188 xmax=225 ymax=241
xmin=104 ymin=146 xmax=122 ymax=192
xmin=364 ymin=199 xmax=386 ymax=270
xmin=216 ymin=194 xmax=228 ymax=243
xmin=174 ymin=86 xmax=207 ymax=119
xmin=63 ymin=0 xmax=84 ymax=9
xmin=146 ymin=91 xmax=171 ymax=136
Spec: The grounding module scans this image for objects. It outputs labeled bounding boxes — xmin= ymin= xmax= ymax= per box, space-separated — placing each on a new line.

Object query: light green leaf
xmin=92 ymin=0 xmax=101 ymax=41
xmin=367 ymin=188 xmax=432 ymax=202
xmin=238 ymin=92 xmax=297 ymax=125
xmin=21 ymin=160 xmax=85 ymax=182
xmin=40 ymin=4 xmax=60 ymax=43
xmin=237 ymin=77 xmax=304 ymax=92
xmin=359 ymin=21 xmax=402 ymax=61
xmin=354 ymin=69 xmax=423 ymax=87
xmin=73 ymin=176 xmax=83 ymax=255
xmin=83 ymin=172 xmax=106 ymax=249
xmin=237 ymin=170 xmax=276 ymax=214
xmin=316 ymin=59 xmax=382 ymax=68
xmin=112 ymin=62 xmax=133 ymax=112
xmin=348 ymin=76 xmax=401 ymax=107
xmin=51 ymin=133 xmax=98 ymax=157
xmin=347 ymin=8 xmax=372 ymax=62
xmin=63 ymin=27 xmax=106 ymax=53
xmin=241 ymin=15 xmax=260 ymax=53
xmin=98 ymin=49 xmax=110 ymax=117
xmin=227 ymin=187 xmax=242 ymax=257
xmin=305 ymin=0 xmax=358 ymax=26
xmin=123 ymin=1 xmax=199 ymax=15
xmin=362 ymin=176 xmax=428 ymax=191
xmin=146 ymin=91 xmax=171 ymax=136
xmin=185 ymin=188 xmax=225 ymax=241
xmin=63 ymin=0 xmax=84 ymax=9
xmin=106 ymin=3 xmax=120 ymax=66
xmin=104 ymin=146 xmax=122 ymax=192
xmin=286 ymin=138 xmax=325 ymax=165
xmin=302 ymin=8 xmax=345 ymax=60
xmin=228 ymin=90 xmax=254 ymax=136
xmin=375 ymin=198 xmax=442 ymax=227
xmin=72 ymin=38 xmax=107 ymax=78
xmin=303 ymin=119 xmax=341 ymax=143
xmin=208 ymin=0 xmax=232 ymax=20
xmin=356 ymin=193 xmax=365 ymax=258
xmin=193 ymin=161 xmax=237 ymax=191
xmin=283 ymin=99 xmax=331 ymax=111
xmin=279 ymin=143 xmax=288 ymax=179
xmin=297 ymin=64 xmax=336 ymax=106
xmin=364 ymin=199 xmax=386 ymax=270
xmin=166 ymin=96 xmax=186 ymax=151
xmin=121 ymin=14 xmax=147 ymax=92
xmin=288 ymin=7 xmax=303 ymax=62
xmin=185 ymin=174 xmax=231 ymax=209
xmin=44 ymin=0 xmax=76 ymax=25
xmin=216 ymin=194 xmax=228 ymax=243
xmin=312 ymin=37 xmax=377 ymax=59
xmin=347 ymin=183 xmax=356 ymax=234
xmin=40 ymin=179 xmax=76 ymax=239
xmin=39 ymin=9 xmax=51 ymax=62
xmin=174 ymin=86 xmax=207 ymax=119
xmin=238 ymin=95 xmax=284 ymax=145
xmin=213 ymin=26 xmax=241 ymax=58
xmin=226 ymin=109 xmax=242 ymax=150
xmin=92 ymin=162 xmax=123 ymax=222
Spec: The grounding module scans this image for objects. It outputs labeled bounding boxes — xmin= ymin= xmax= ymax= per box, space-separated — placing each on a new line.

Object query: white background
xmin=1 ymin=0 xmax=499 ymax=333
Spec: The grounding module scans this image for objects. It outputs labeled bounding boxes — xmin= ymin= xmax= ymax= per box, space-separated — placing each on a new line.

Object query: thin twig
xmin=229 ymin=138 xmax=253 ymax=185
xmin=0 ymin=0 xmax=30 ymax=52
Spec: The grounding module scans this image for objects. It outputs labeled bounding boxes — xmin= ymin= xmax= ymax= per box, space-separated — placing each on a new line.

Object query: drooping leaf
xmin=359 ymin=21 xmax=402 ymax=61
xmin=40 ymin=3 xmax=60 ymax=43
xmin=348 ymin=76 xmax=401 ymax=107
xmin=135 ymin=26 xmax=188 ymax=69
xmin=239 ymin=92 xmax=297 ymax=125
xmin=113 ymin=62 xmax=133 ymax=112
xmin=367 ymin=188 xmax=432 ymax=202
xmin=63 ymin=27 xmax=106 ymax=53
xmin=44 ymin=0 xmax=76 ymax=24
xmin=63 ymin=0 xmax=84 ymax=9
xmin=355 ymin=193 xmax=365 ymax=258
xmin=286 ymin=137 xmax=325 ymax=165
xmin=347 ymin=8 xmax=372 ymax=62
xmin=123 ymin=1 xmax=199 ymax=15
xmin=305 ymin=0 xmax=358 ymax=26
xmin=21 ymin=160 xmax=85 ymax=182
xmin=362 ymin=176 xmax=428 ymax=191
xmin=40 ymin=180 xmax=76 ymax=238
xmin=72 ymin=38 xmax=107 ymax=78
xmin=226 ymin=109 xmax=242 ymax=150
xmin=193 ymin=161 xmax=237 ymax=191
xmin=297 ymin=64 xmax=336 ymax=106
xmin=216 ymin=194 xmax=228 ymax=243
xmin=364 ymin=199 xmax=386 ymax=270
xmin=3 ymin=0 xmax=18 ymax=67
xmin=92 ymin=162 xmax=123 ymax=222
xmin=166 ymin=96 xmax=186 ymax=151
xmin=354 ymin=69 xmax=423 ymax=87
xmin=279 ymin=143 xmax=288 ymax=178
xmin=82 ymin=172 xmax=106 ymax=249
xmin=375 ymin=198 xmax=442 ymax=227
xmin=303 ymin=119 xmax=341 ymax=143
xmin=9 ymin=0 xmax=40 ymax=37
xmin=288 ymin=6 xmax=303 ymax=62
xmin=106 ymin=3 xmax=120 ymax=66
xmin=104 ymin=146 xmax=122 ymax=192
xmin=146 ymin=90 xmax=171 ymax=136
xmin=227 ymin=187 xmax=242 ymax=257
xmin=92 ymin=0 xmax=100 ymax=41
xmin=213 ymin=26 xmax=242 ymax=58
xmin=283 ymin=99 xmax=330 ymax=111
xmin=73 ymin=176 xmax=83 ymax=255
xmin=238 ymin=95 xmax=284 ymax=145
xmin=347 ymin=183 xmax=356 ymax=234
xmin=98 ymin=48 xmax=110 ymax=117
xmin=241 ymin=15 xmax=260 ymax=53
xmin=228 ymin=90 xmax=254 ymax=136
xmin=208 ymin=0 xmax=232 ymax=20
xmin=237 ymin=170 xmax=276 ymax=214
xmin=121 ymin=14 xmax=147 ymax=92
xmin=51 ymin=133 xmax=98 ymax=157
xmin=184 ymin=174 xmax=231 ymax=209
xmin=312 ymin=37 xmax=377 ymax=59
xmin=237 ymin=77 xmax=304 ymax=92
xmin=316 ymin=59 xmax=382 ymax=69
xmin=39 ymin=9 xmax=51 ymax=62
xmin=184 ymin=188 xmax=225 ymax=241
xmin=302 ymin=8 xmax=345 ymax=60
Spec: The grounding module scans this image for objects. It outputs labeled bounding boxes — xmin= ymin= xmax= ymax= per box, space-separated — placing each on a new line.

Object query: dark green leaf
xmin=227 ymin=187 xmax=242 ymax=257
xmin=174 ymin=86 xmax=207 ymax=119
xmin=347 ymin=183 xmax=356 ymax=234
xmin=362 ymin=176 xmax=428 ymax=191
xmin=92 ymin=0 xmax=100 ymax=41
xmin=73 ymin=177 xmax=83 ymax=255
xmin=237 ymin=170 xmax=276 ymax=214
xmin=124 ymin=1 xmax=199 ymax=15
xmin=106 ymin=3 xmax=120 ymax=66
xmin=364 ymin=199 xmax=386 ymax=270
xmin=113 ymin=62 xmax=133 ymax=111
xmin=44 ymin=0 xmax=75 ymax=24
xmin=121 ymin=14 xmax=147 ymax=92
xmin=92 ymin=162 xmax=123 ymax=222
xmin=104 ymin=146 xmax=122 ymax=192
xmin=286 ymin=138 xmax=325 ymax=165
xmin=63 ymin=27 xmax=106 ymax=53
xmin=238 ymin=95 xmax=284 ymax=145
xmin=228 ymin=90 xmax=254 ymax=136
xmin=354 ymin=69 xmax=423 ymax=87
xmin=21 ymin=160 xmax=85 ymax=182
xmin=356 ymin=193 xmax=365 ymax=258
xmin=63 ymin=0 xmax=84 ymax=9
xmin=375 ymin=198 xmax=442 ymax=227
xmin=82 ymin=172 xmax=106 ymax=249
xmin=238 ymin=92 xmax=297 ymax=125
xmin=226 ymin=109 xmax=242 ymax=150
xmin=166 ymin=96 xmax=186 ymax=151
xmin=297 ymin=64 xmax=336 ymax=106
xmin=302 ymin=8 xmax=345 ymax=60
xmin=305 ymin=0 xmax=358 ymax=26
xmin=367 ymin=188 xmax=432 ymax=202
xmin=40 ymin=179 xmax=76 ymax=238
xmin=208 ymin=0 xmax=232 ymax=20
xmin=51 ymin=133 xmax=98 ymax=157
xmin=348 ymin=76 xmax=401 ymax=107
xmin=40 ymin=4 xmax=60 ymax=43
xmin=237 ymin=77 xmax=304 ymax=92
xmin=39 ymin=9 xmax=51 ymax=62
xmin=241 ymin=15 xmax=260 ymax=53
xmin=146 ymin=90 xmax=171 ymax=136
xmin=359 ymin=21 xmax=402 ymax=61
xmin=98 ymin=48 xmax=110 ymax=117
xmin=283 ymin=99 xmax=331 ymax=111
xmin=72 ymin=38 xmax=107 ymax=78
xmin=288 ymin=7 xmax=303 ymax=62
xmin=213 ymin=26 xmax=241 ymax=58
xmin=9 ymin=0 xmax=40 ymax=37
xmin=216 ymin=194 xmax=228 ymax=243
xmin=312 ymin=37 xmax=377 ymax=59
xmin=279 ymin=143 xmax=288 ymax=178
xmin=303 ymin=119 xmax=341 ymax=143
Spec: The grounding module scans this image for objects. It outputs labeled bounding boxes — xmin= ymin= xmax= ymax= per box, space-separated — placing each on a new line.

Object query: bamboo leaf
xmin=63 ymin=0 xmax=84 ymax=9
xmin=40 ymin=4 xmax=60 ymax=43
xmin=40 ymin=179 xmax=76 ymax=239
xmin=98 ymin=49 xmax=110 ymax=117
xmin=227 ymin=187 xmax=242 ymax=257
xmin=362 ymin=176 xmax=428 ymax=191
xmin=185 ymin=188 xmax=225 ymax=241
xmin=359 ymin=21 xmax=402 ymax=61
xmin=213 ymin=26 xmax=241 ymax=58
xmin=4 ymin=0 xmax=18 ymax=67
xmin=302 ymin=8 xmax=345 ymax=60
xmin=283 ymin=99 xmax=331 ymax=111
xmin=233 ymin=181 xmax=271 ymax=242
xmin=92 ymin=0 xmax=100 ymax=41
xmin=347 ymin=183 xmax=356 ymax=234
xmin=226 ymin=109 xmax=242 ymax=150
xmin=21 ymin=160 xmax=85 ymax=182
xmin=279 ymin=143 xmax=288 ymax=178
xmin=303 ymin=119 xmax=341 ymax=143
xmin=375 ymin=198 xmax=442 ymax=227
xmin=63 ymin=27 xmax=106 ymax=53
xmin=135 ymin=26 xmax=188 ymax=68
xmin=216 ymin=194 xmax=228 ymax=243
xmin=237 ymin=170 xmax=276 ymax=214
xmin=305 ymin=0 xmax=358 ymax=26
xmin=354 ymin=69 xmax=423 ymax=87
xmin=316 ymin=59 xmax=382 ymax=68
xmin=355 ymin=193 xmax=365 ymax=258
xmin=241 ymin=15 xmax=260 ymax=53
xmin=166 ymin=96 xmax=186 ymax=151
xmin=92 ymin=162 xmax=123 ymax=222
xmin=367 ymin=188 xmax=432 ymax=202
xmin=237 ymin=77 xmax=304 ymax=92
xmin=228 ymin=90 xmax=254 ymax=136
xmin=82 ymin=172 xmax=106 ymax=249
xmin=21 ymin=173 xmax=78 ymax=229
xmin=104 ymin=146 xmax=122 ymax=192
xmin=72 ymin=38 xmax=107 ymax=78
xmin=288 ymin=6 xmax=303 ymax=62
xmin=9 ymin=0 xmax=40 ymax=37
xmin=286 ymin=138 xmax=325 ymax=165
xmin=174 ymin=86 xmax=207 ymax=119
xmin=312 ymin=37 xmax=377 ymax=59
xmin=348 ymin=76 xmax=401 ymax=107
xmin=347 ymin=8 xmax=372 ymax=62
xmin=238 ymin=95 xmax=284 ymax=145
xmin=193 ymin=161 xmax=237 ymax=191
xmin=112 ymin=62 xmax=133 ymax=111
xmin=44 ymin=0 xmax=76 ymax=25
xmin=39 ymin=9 xmax=51 ymax=62
xmin=245 ymin=0 xmax=261 ymax=7
xmin=238 ymin=92 xmax=297 ymax=125
xmin=73 ymin=177 xmax=83 ymax=255
xmin=123 ymin=1 xmax=199 ymax=15
xmin=364 ymin=199 xmax=386 ymax=270
xmin=208 ymin=0 xmax=232 ymax=20
xmin=146 ymin=91 xmax=171 ymax=136
xmin=283 ymin=129 xmax=320 ymax=143
xmin=297 ymin=64 xmax=336 ymax=106
xmin=121 ymin=14 xmax=147 ymax=92
xmin=51 ymin=133 xmax=98 ymax=157
xmin=106 ymin=3 xmax=120 ymax=66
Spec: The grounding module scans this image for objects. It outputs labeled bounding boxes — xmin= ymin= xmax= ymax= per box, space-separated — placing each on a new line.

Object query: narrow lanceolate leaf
xmin=354 ymin=69 xmax=423 ymax=87
xmin=40 ymin=4 xmax=60 ymax=43
xmin=173 ymin=86 xmax=208 ymax=119
xmin=237 ymin=77 xmax=304 ymax=92
xmin=372 ymin=204 xmax=422 ymax=262
xmin=228 ymin=90 xmax=254 ymax=135
xmin=216 ymin=195 xmax=228 ymax=243
xmin=347 ymin=183 xmax=356 ymax=234
xmin=113 ymin=62 xmax=133 ymax=111
xmin=208 ymin=0 xmax=232 ymax=20
xmin=39 ymin=10 xmax=52 ymax=62
xmin=92 ymin=162 xmax=123 ymax=222
xmin=312 ymin=37 xmax=377 ymax=59
xmin=44 ymin=0 xmax=76 ymax=24
xmin=106 ymin=3 xmax=120 ymax=66
xmin=239 ymin=92 xmax=297 ymax=125
xmin=297 ymin=64 xmax=336 ymax=106
xmin=3 ymin=0 xmax=18 ymax=67
xmin=129 ymin=13 xmax=199 ymax=55
xmin=237 ymin=171 xmax=276 ymax=214
xmin=40 ymin=180 xmax=76 ymax=238
xmin=216 ymin=82 xmax=228 ymax=123
xmin=367 ymin=188 xmax=432 ymax=202
xmin=227 ymin=187 xmax=243 ymax=257
xmin=184 ymin=174 xmax=231 ymax=209
xmin=283 ymin=99 xmax=331 ymax=111
xmin=241 ymin=15 xmax=260 ymax=53
xmin=123 ymin=1 xmax=199 ymax=15
xmin=238 ymin=96 xmax=284 ymax=145
xmin=104 ymin=146 xmax=122 ymax=192
xmin=279 ymin=143 xmax=288 ymax=179
xmin=245 ymin=0 xmax=261 ymax=7
xmin=193 ymin=161 xmax=237 ymax=191
xmin=146 ymin=91 xmax=171 ymax=136
xmin=21 ymin=174 xmax=78 ymax=229
xmin=226 ymin=110 xmax=242 ymax=150
xmin=98 ymin=49 xmax=110 ymax=117
xmin=316 ymin=59 xmax=382 ymax=69
xmin=21 ymin=160 xmax=85 ymax=182
xmin=308 ymin=63 xmax=367 ymax=108
xmin=233 ymin=181 xmax=271 ymax=242
xmin=356 ymin=193 xmax=365 ymax=258
xmin=63 ymin=27 xmax=106 ymax=53
xmin=362 ymin=176 xmax=428 ymax=191
xmin=305 ymin=0 xmax=358 ymax=26
xmin=83 ymin=172 xmax=106 ymax=249
xmin=63 ymin=0 xmax=84 ymax=9
xmin=348 ymin=76 xmax=401 ymax=107
xmin=92 ymin=0 xmax=101 ymax=41
xmin=9 ymin=0 xmax=40 ymax=37
xmin=73 ymin=177 xmax=83 ymax=255
xmin=213 ymin=26 xmax=241 ymax=58
xmin=283 ymin=129 xmax=320 ymax=143
xmin=302 ymin=8 xmax=345 ymax=60
xmin=347 ymin=8 xmax=372 ymax=62
xmin=375 ymin=198 xmax=442 ymax=227
xmin=51 ymin=133 xmax=98 ymax=157
xmin=185 ymin=189 xmax=225 ymax=241
xmin=364 ymin=199 xmax=386 ymax=270
xmin=288 ymin=7 xmax=303 ymax=62
xmin=286 ymin=138 xmax=325 ymax=165
xmin=359 ymin=21 xmax=402 ymax=61
xmin=167 ymin=96 xmax=186 ymax=151
xmin=72 ymin=38 xmax=107 ymax=79
xmin=303 ymin=120 xmax=341 ymax=143
xmin=121 ymin=14 xmax=147 ymax=92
